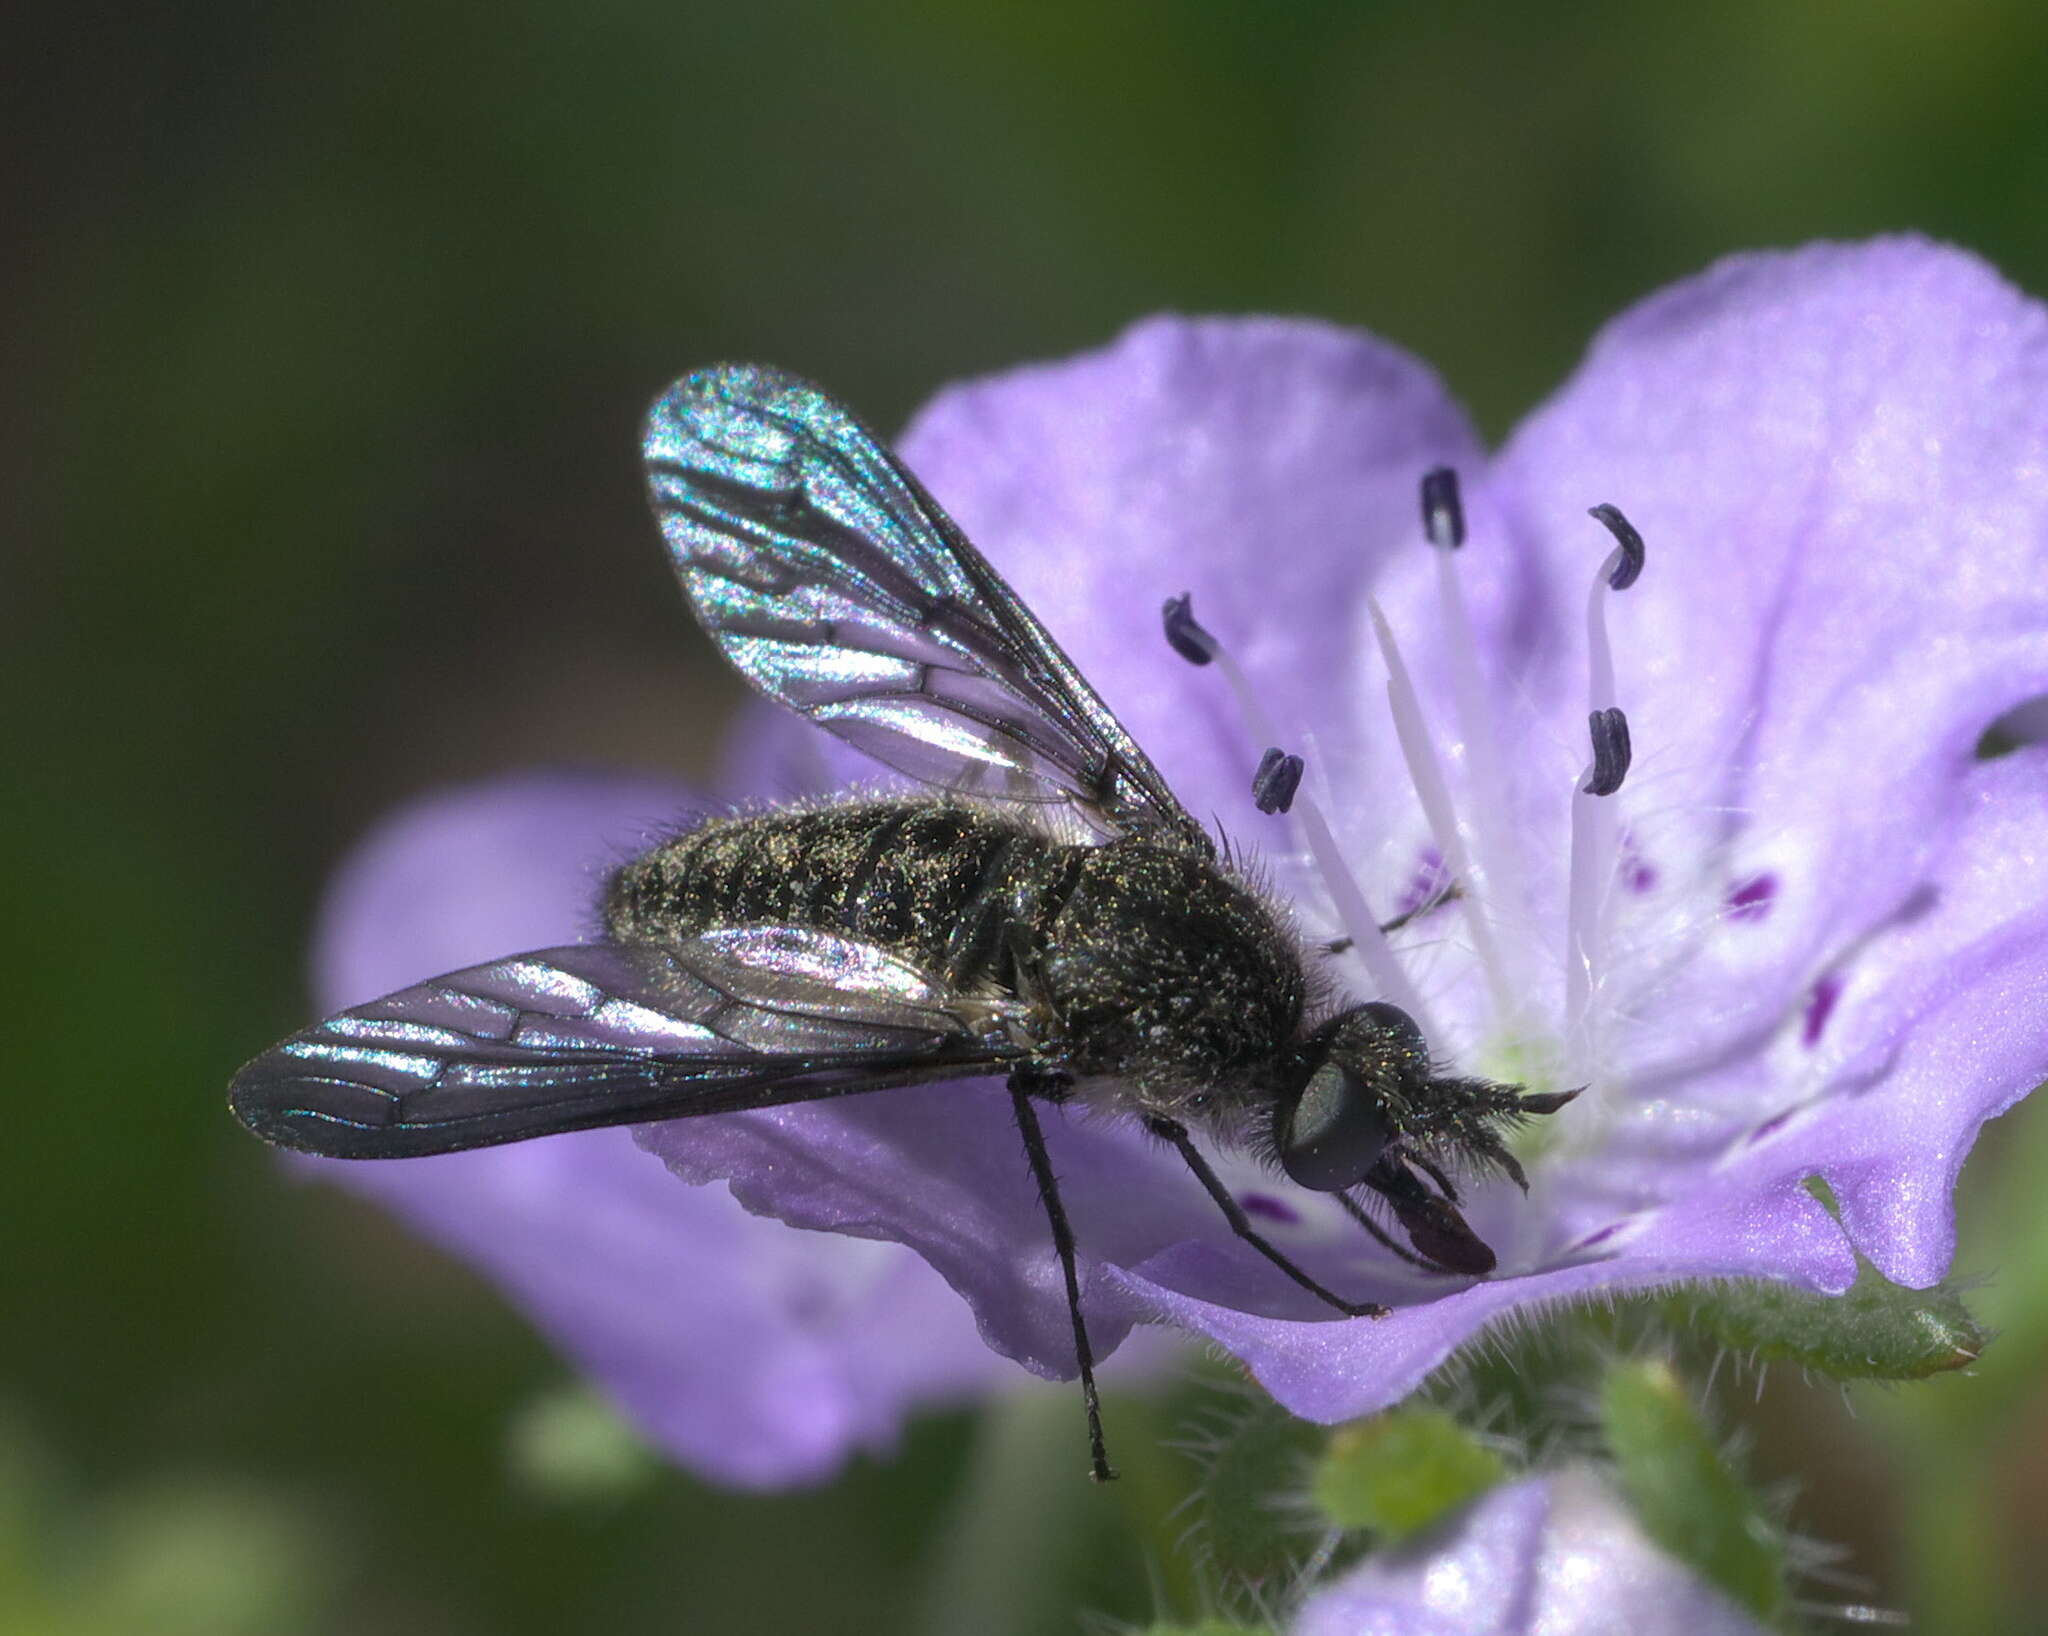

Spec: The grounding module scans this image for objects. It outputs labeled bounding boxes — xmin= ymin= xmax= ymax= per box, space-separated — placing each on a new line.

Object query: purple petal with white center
xmin=636 ymin=247 xmax=2048 ymax=1424
xmin=293 ymin=767 xmax=1042 ymax=1489
xmin=1291 ymin=1469 xmax=1769 ymax=1636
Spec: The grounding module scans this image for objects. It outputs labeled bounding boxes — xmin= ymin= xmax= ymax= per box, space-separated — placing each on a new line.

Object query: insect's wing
xmin=229 ymin=928 xmax=1024 ymax=1159
xmin=644 ymin=364 xmax=1209 ymax=851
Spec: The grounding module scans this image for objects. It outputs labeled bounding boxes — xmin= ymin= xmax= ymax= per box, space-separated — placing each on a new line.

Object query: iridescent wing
xmin=643 ymin=364 xmax=1209 ymax=851
xmin=228 ymin=928 xmax=1027 ymax=1159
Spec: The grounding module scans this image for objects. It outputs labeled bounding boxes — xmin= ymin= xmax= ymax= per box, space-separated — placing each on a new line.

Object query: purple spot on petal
xmin=1726 ymin=873 xmax=1778 ymax=922
xmin=1747 ymin=1108 xmax=1795 ymax=1146
xmin=1801 ymin=973 xmax=1843 ymax=1048
xmin=1572 ymin=1223 xmax=1622 ymax=1251
xmin=1239 ymin=1192 xmax=1301 ymax=1226
xmin=1618 ymin=829 xmax=1658 ymax=894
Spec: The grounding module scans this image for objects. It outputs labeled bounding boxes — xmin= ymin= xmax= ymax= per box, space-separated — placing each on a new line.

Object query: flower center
xmin=1163 ymin=473 xmax=1647 ymax=1149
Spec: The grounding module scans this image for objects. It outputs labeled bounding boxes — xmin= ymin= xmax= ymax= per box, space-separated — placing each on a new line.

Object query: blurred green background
xmin=13 ymin=2 xmax=2048 ymax=1630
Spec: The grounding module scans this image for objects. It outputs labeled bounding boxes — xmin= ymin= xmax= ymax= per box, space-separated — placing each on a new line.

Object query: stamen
xmin=1588 ymin=503 xmax=1645 ymax=590
xmin=1252 ymin=747 xmax=1305 ymax=814
xmin=1420 ymin=466 xmax=1466 ymax=549
xmin=1160 ymin=593 xmax=1217 ymax=667
xmin=1582 ymin=707 xmax=1633 ymax=797
xmin=1368 ymin=596 xmax=1517 ymax=1024
xmin=1563 ymin=505 xmax=1646 ymax=1081
xmin=1420 ymin=470 xmax=1533 ymax=999
xmin=1162 ymin=590 xmax=1436 ymax=1032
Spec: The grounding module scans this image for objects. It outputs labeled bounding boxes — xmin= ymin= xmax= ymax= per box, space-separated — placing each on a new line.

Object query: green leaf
xmin=1600 ymin=1358 xmax=1791 ymax=1626
xmin=1309 ymin=1406 xmax=1506 ymax=1539
xmin=1668 ymin=1266 xmax=1983 ymax=1381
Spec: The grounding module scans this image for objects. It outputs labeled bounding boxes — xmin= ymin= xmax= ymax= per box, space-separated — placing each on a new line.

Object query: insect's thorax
xmin=603 ymin=800 xmax=1308 ymax=1106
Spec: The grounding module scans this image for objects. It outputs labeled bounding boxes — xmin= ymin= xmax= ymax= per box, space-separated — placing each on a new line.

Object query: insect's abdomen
xmin=604 ymin=801 xmax=1074 ymax=985
xmin=606 ymin=798 xmax=1311 ymax=1109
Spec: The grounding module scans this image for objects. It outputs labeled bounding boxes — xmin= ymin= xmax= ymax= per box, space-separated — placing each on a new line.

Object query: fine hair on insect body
xmin=229 ymin=363 xmax=1579 ymax=1480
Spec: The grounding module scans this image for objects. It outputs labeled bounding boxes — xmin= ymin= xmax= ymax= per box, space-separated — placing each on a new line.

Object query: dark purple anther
xmin=1161 ymin=592 xmax=1217 ymax=666
xmin=1253 ymin=747 xmax=1305 ymax=814
xmin=1588 ymin=503 xmax=1645 ymax=590
xmin=1582 ymin=706 xmax=1632 ymax=797
xmin=1421 ymin=466 xmax=1466 ymax=550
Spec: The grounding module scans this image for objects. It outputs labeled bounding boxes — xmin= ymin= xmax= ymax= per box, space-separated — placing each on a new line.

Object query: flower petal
xmin=1109 ymin=1163 xmax=1855 ymax=1427
xmin=1496 ymin=237 xmax=2048 ymax=1072
xmin=1763 ymin=746 xmax=2048 ymax=1285
xmin=1293 ymin=1468 xmax=1769 ymax=1636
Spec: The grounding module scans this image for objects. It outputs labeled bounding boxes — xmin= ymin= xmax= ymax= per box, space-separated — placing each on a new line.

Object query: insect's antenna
xmin=1009 ymin=1079 xmax=1117 ymax=1481
xmin=1161 ymin=594 xmax=1437 ymax=1041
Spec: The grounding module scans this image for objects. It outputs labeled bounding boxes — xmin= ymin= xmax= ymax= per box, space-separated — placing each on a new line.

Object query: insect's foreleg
xmin=1144 ymin=1116 xmax=1388 ymax=1320
xmin=1010 ymin=1077 xmax=1117 ymax=1483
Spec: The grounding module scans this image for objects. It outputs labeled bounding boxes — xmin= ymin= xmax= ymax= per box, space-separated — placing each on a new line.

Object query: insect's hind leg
xmin=1144 ymin=1117 xmax=1388 ymax=1320
xmin=1009 ymin=1072 xmax=1117 ymax=1482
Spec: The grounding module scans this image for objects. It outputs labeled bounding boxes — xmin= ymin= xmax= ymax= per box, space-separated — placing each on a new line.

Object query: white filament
xmin=1367 ymin=596 xmax=1518 ymax=1026
xmin=1202 ymin=639 xmax=1437 ymax=1034
xmin=1562 ymin=544 xmax=1631 ymax=1083
xmin=1431 ymin=546 xmax=1534 ymax=986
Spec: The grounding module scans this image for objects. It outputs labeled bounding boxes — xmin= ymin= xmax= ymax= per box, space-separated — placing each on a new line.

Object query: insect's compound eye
xmin=1276 ymin=1062 xmax=1392 ymax=1191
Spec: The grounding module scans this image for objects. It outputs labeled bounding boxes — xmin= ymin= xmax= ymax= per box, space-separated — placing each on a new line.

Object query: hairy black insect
xmin=228 ymin=364 xmax=1572 ymax=1481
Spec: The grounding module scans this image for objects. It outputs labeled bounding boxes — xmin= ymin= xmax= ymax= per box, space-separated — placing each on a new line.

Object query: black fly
xmin=229 ymin=365 xmax=1573 ymax=1480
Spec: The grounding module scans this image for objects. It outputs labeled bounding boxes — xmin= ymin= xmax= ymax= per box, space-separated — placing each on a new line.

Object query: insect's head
xmin=1275 ymin=1003 xmax=1577 ymax=1276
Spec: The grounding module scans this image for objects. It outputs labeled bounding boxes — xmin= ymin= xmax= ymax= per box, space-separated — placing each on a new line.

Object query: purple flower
xmin=1292 ymin=1470 xmax=1770 ymax=1636
xmin=306 ymin=236 xmax=2048 ymax=1460
xmin=637 ymin=238 xmax=2048 ymax=1417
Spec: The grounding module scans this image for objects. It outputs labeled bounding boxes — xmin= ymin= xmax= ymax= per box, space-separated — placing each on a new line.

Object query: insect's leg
xmin=1143 ymin=1116 xmax=1387 ymax=1319
xmin=1009 ymin=1076 xmax=1117 ymax=1483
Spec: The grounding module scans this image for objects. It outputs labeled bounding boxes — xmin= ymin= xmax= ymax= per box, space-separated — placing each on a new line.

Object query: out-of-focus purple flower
xmin=302 ymin=237 xmax=2048 ymax=1459
xmin=628 ymin=238 xmax=2048 ymax=1420
xmin=300 ymin=769 xmax=1063 ymax=1489
xmin=1292 ymin=1470 xmax=1769 ymax=1636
